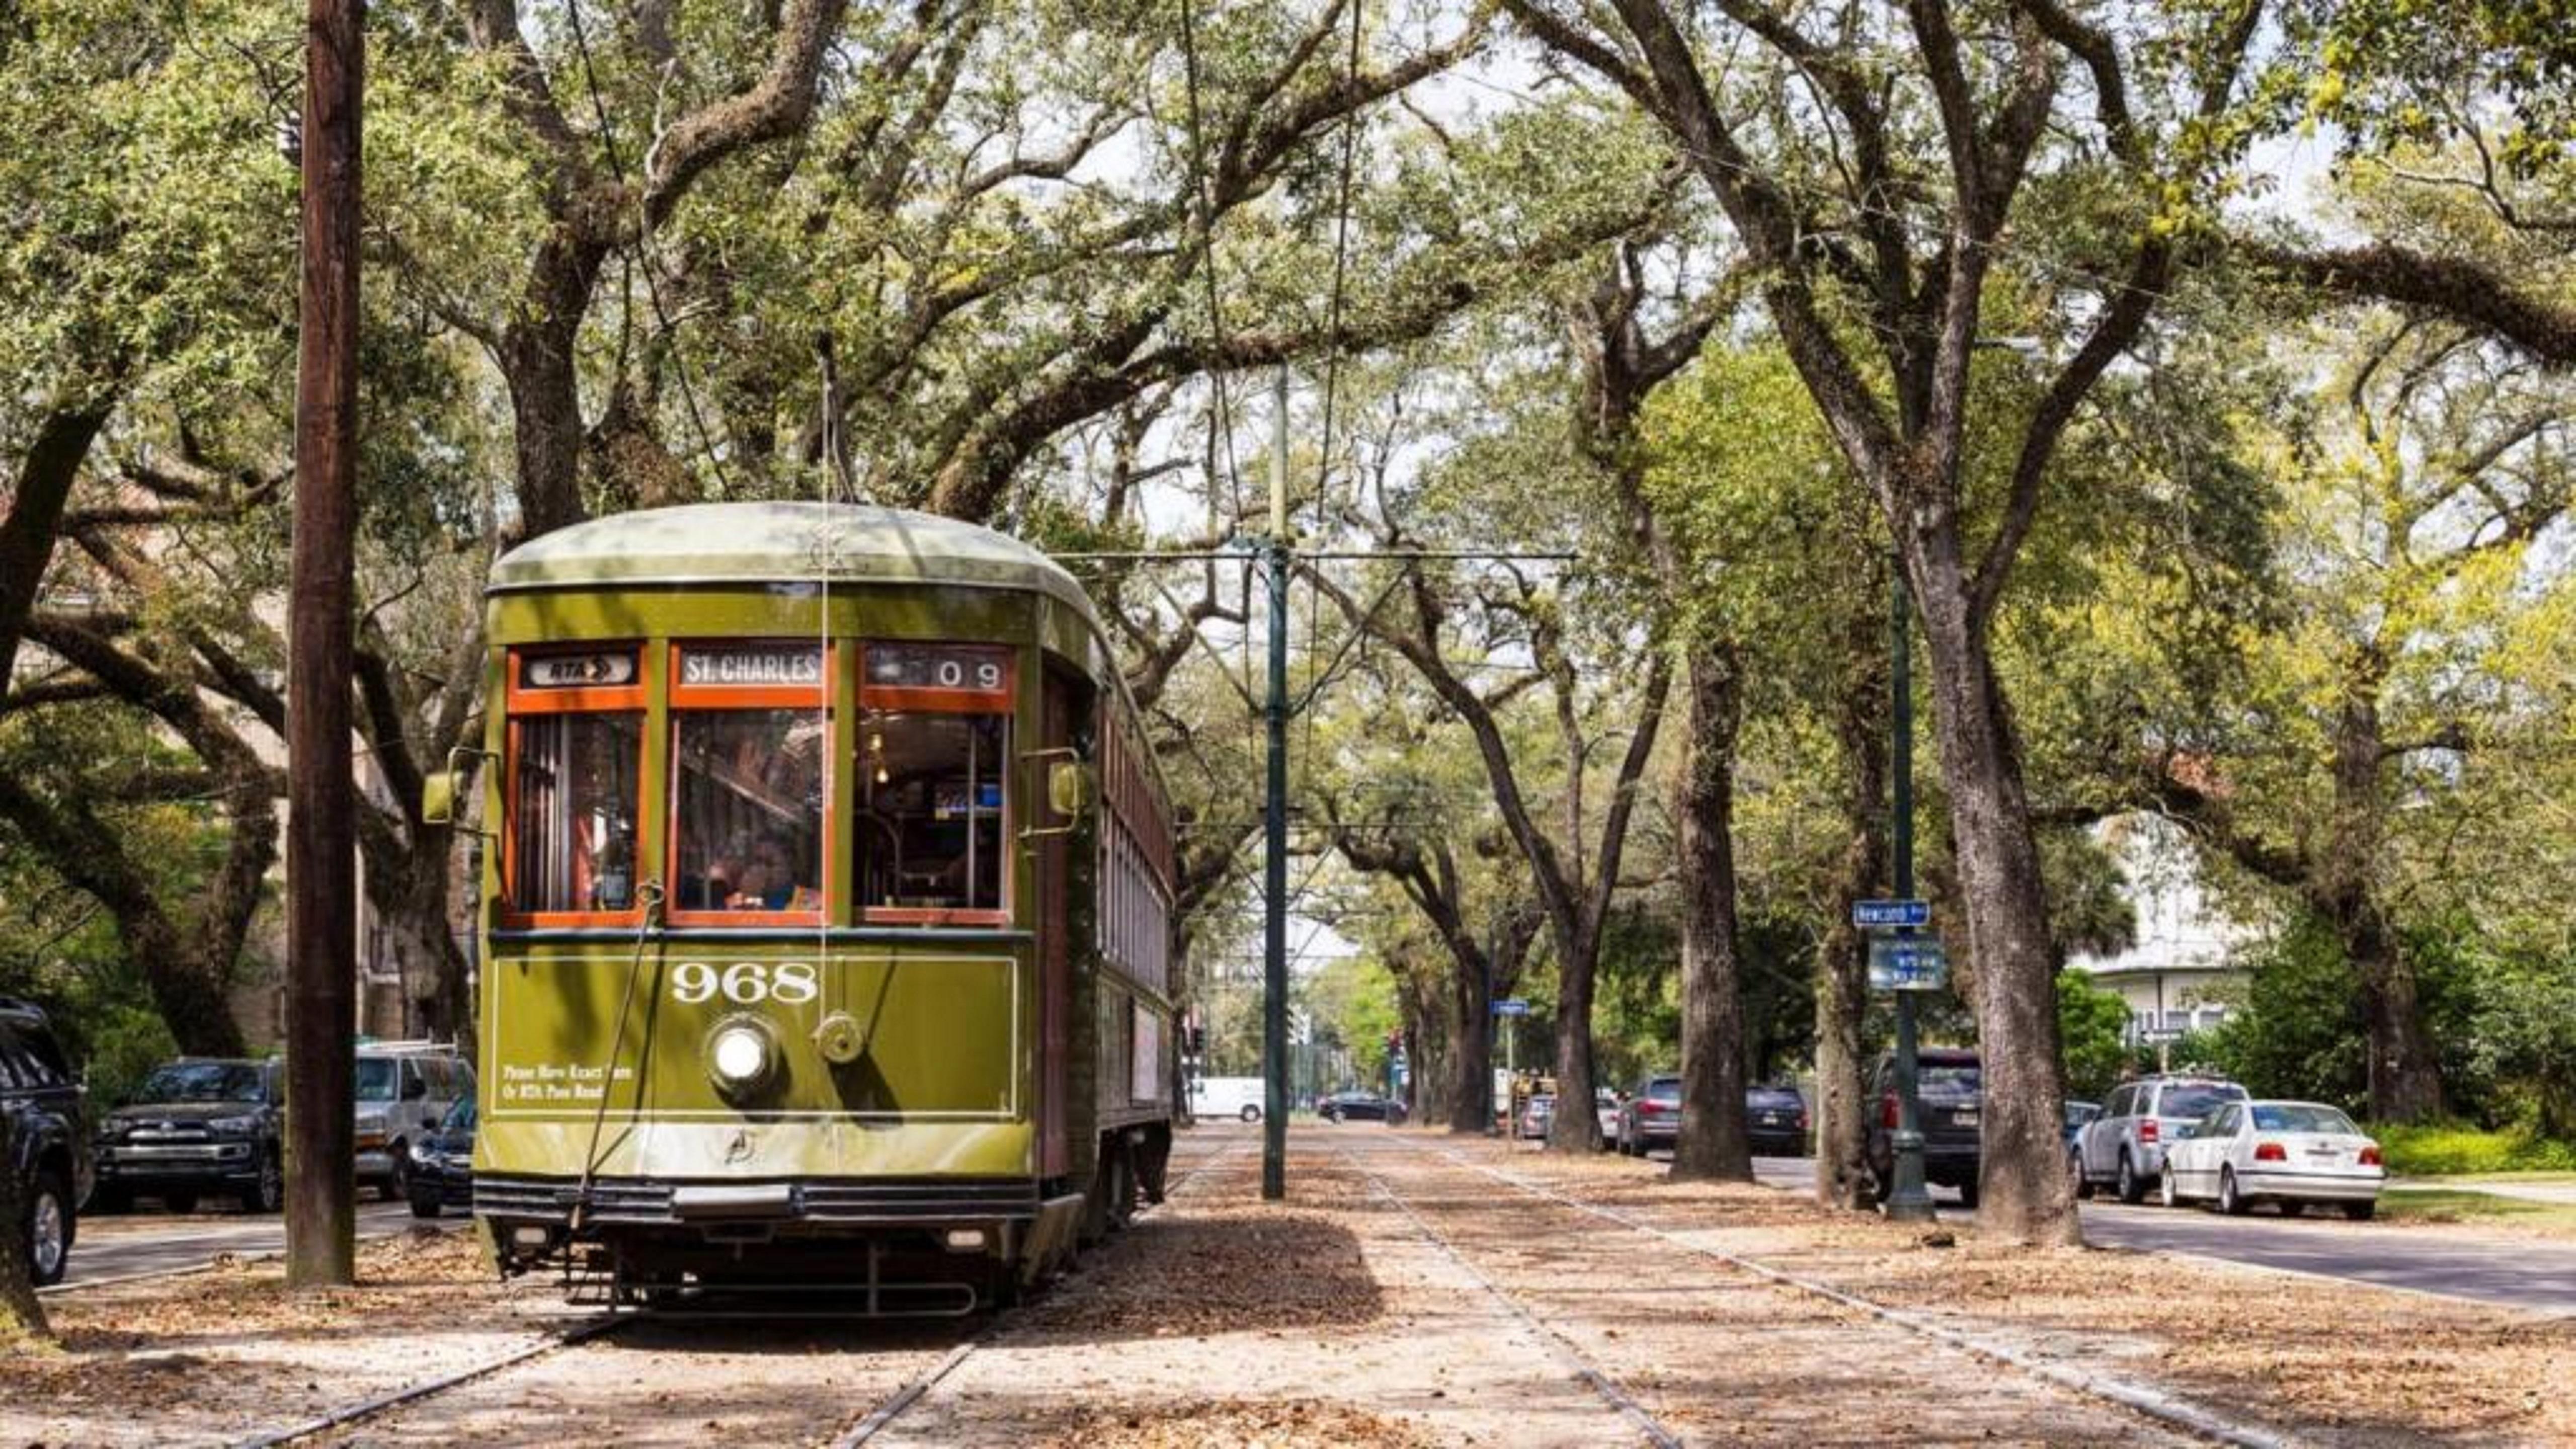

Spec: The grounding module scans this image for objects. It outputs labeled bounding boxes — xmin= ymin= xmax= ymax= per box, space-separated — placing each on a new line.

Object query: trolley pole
xmin=287 ymin=0 xmax=362 ymax=1286
xmin=1261 ymin=367 xmax=1291 ymax=1201
xmin=1885 ymin=554 xmax=1936 ymax=1223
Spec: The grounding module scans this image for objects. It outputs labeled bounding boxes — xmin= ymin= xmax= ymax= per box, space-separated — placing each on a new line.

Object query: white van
xmin=1189 ymin=1075 xmax=1267 ymax=1122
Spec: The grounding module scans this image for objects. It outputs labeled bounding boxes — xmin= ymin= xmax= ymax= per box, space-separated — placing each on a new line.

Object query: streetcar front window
xmin=509 ymin=710 xmax=642 ymax=915
xmin=671 ymin=709 xmax=827 ymax=915
xmin=857 ymin=711 xmax=1009 ymax=917
xmin=665 ymin=642 xmax=830 ymax=921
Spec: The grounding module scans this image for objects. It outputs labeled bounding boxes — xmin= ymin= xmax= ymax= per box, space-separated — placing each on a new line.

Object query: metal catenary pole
xmin=1885 ymin=554 xmax=1935 ymax=1222
xmin=287 ymin=0 xmax=362 ymax=1286
xmin=1262 ymin=366 xmax=1291 ymax=1200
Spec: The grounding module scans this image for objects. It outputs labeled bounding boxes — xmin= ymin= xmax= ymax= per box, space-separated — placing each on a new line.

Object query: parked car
xmin=1316 ymin=1090 xmax=1406 ymax=1124
xmin=2073 ymin=1074 xmax=2249 ymax=1204
xmin=2063 ymin=1100 xmax=2102 ymax=1150
xmin=2 ymin=999 xmax=91 ymax=1286
xmin=2160 ymin=1099 xmax=2384 ymax=1219
xmin=356 ymin=1043 xmax=475 ymax=1200
xmin=407 ymin=1096 xmax=477 ymax=1219
xmin=93 ymin=1057 xmax=283 ymax=1214
xmin=1515 ymin=1093 xmax=1555 ymax=1139
xmin=1594 ymin=1088 xmax=1620 ymax=1146
xmin=1616 ymin=1074 xmax=1680 ymax=1156
xmin=1865 ymin=1048 xmax=1983 ymax=1207
xmin=1747 ymin=1082 xmax=1810 ymax=1157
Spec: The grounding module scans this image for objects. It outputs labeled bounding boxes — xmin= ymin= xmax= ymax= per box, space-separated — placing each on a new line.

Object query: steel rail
xmin=1337 ymin=1145 xmax=1686 ymax=1449
xmin=825 ymin=1136 xmax=1248 ymax=1448
xmin=228 ymin=1313 xmax=626 ymax=1449
xmin=1422 ymin=1140 xmax=2303 ymax=1449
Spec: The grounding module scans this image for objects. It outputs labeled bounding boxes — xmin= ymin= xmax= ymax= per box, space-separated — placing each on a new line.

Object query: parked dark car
xmin=1316 ymin=1091 xmax=1406 ymax=1124
xmin=1746 ymin=1082 xmax=1810 ymax=1156
xmin=407 ymin=1096 xmax=476 ymax=1219
xmin=2 ymin=999 xmax=91 ymax=1286
xmin=1616 ymin=1074 xmax=1681 ymax=1156
xmin=93 ymin=1058 xmax=285 ymax=1214
xmin=2063 ymin=1100 xmax=2102 ymax=1150
xmin=1865 ymin=1048 xmax=1982 ymax=1208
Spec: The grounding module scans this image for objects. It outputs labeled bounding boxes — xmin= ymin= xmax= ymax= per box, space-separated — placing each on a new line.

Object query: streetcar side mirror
xmin=1047 ymin=760 xmax=1097 ymax=818
xmin=422 ymin=770 xmax=460 ymax=826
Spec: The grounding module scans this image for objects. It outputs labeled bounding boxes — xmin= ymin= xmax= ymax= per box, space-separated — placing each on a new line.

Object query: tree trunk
xmin=0 ymin=398 xmax=116 ymax=688
xmin=1908 ymin=532 xmax=2075 ymax=1245
xmin=2325 ymin=683 xmax=2443 ymax=1122
xmin=1670 ymin=645 xmax=1751 ymax=1181
xmin=1816 ymin=611 xmax=1887 ymax=1210
xmin=1547 ymin=923 xmax=1604 ymax=1152
xmin=1447 ymin=956 xmax=1492 ymax=1134
xmin=0 ymin=1113 xmax=49 ymax=1346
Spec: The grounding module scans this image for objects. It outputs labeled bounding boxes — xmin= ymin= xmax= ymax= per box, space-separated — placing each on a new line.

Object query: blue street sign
xmin=1867 ymin=936 xmax=1950 ymax=991
xmin=1853 ymin=898 xmax=1931 ymax=930
xmin=1492 ymin=998 xmax=1531 ymax=1016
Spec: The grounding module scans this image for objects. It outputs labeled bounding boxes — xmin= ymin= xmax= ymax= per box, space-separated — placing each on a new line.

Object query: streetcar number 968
xmin=671 ymin=960 xmax=819 ymax=1005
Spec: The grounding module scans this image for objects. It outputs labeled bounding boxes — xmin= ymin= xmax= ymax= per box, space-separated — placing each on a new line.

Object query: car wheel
xmin=2159 ymin=1170 xmax=2178 ymax=1208
xmin=1239 ymin=1105 xmax=1260 ymax=1123
xmin=380 ymin=1143 xmax=411 ymax=1202
xmin=2071 ymin=1152 xmax=2095 ymax=1200
xmin=2218 ymin=1166 xmax=2248 ymax=1216
xmin=2116 ymin=1152 xmax=2147 ymax=1204
xmin=409 ymin=1190 xmax=443 ymax=1220
xmin=1326 ymin=1108 xmax=1344 ymax=1124
xmin=161 ymin=1190 xmax=199 ymax=1215
xmin=240 ymin=1151 xmax=283 ymax=1214
xmin=2342 ymin=1199 xmax=2376 ymax=1222
xmin=27 ymin=1166 xmax=72 ymax=1287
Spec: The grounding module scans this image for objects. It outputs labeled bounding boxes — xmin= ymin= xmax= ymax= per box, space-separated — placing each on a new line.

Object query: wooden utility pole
xmin=287 ymin=0 xmax=361 ymax=1289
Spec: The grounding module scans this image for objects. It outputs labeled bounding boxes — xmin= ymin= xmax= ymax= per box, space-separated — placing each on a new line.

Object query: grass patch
xmin=2370 ymin=1121 xmax=2576 ymax=1176
xmin=2379 ymin=1189 xmax=2576 ymax=1231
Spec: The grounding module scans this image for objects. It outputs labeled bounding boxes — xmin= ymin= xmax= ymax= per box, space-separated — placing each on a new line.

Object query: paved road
xmin=47 ymin=1198 xmax=426 ymax=1292
xmin=1744 ymin=1155 xmax=2576 ymax=1317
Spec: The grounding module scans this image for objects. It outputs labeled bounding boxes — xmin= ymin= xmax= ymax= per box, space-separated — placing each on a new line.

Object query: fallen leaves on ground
xmin=1032 ymin=1398 xmax=1442 ymax=1448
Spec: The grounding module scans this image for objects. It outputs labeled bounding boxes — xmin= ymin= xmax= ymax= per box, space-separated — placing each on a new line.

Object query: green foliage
xmin=2190 ymin=916 xmax=2367 ymax=1109
xmin=2055 ymin=972 xmax=2134 ymax=1103
xmin=2371 ymin=1122 xmax=2576 ymax=1177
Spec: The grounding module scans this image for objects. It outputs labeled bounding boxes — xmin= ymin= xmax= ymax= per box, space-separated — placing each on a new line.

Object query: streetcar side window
xmin=857 ymin=642 xmax=1014 ymax=924
xmin=506 ymin=648 xmax=645 ymax=922
xmin=667 ymin=643 xmax=830 ymax=921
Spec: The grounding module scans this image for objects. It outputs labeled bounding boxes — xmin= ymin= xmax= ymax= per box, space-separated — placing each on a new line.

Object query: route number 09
xmin=935 ymin=658 xmax=1003 ymax=690
xmin=671 ymin=960 xmax=818 ymax=1006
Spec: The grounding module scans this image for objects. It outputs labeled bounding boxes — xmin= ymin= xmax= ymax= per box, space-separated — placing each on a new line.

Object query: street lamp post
xmin=1884 ymin=553 xmax=1936 ymax=1223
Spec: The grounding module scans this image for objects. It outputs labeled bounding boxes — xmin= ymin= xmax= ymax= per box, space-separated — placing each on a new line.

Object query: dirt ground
xmin=5 ymin=1126 xmax=2571 ymax=1447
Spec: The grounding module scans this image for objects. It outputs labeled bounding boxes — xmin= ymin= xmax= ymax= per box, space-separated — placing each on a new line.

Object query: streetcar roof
xmin=488 ymin=502 xmax=1100 ymax=625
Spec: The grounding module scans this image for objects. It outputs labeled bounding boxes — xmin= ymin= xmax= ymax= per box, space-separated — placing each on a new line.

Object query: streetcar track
xmin=1416 ymin=1138 xmax=2302 ymax=1449
xmin=228 ymin=1314 xmax=627 ymax=1449
xmin=219 ymin=1139 xmax=1244 ymax=1449
xmin=822 ymin=1135 xmax=1247 ymax=1448
xmin=1337 ymin=1145 xmax=1688 ymax=1449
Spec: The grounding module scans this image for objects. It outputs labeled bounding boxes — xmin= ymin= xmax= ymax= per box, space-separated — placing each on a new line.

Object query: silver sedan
xmin=2160 ymin=1099 xmax=2386 ymax=1220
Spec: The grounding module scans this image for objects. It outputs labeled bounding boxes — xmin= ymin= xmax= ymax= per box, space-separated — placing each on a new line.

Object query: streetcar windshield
xmin=671 ymin=708 xmax=826 ymax=914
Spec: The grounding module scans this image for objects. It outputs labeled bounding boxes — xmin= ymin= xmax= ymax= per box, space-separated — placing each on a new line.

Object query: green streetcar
xmin=430 ymin=502 xmax=1176 ymax=1310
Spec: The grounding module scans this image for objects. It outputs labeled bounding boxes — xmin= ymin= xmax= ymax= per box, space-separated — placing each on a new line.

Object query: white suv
xmin=356 ymin=1045 xmax=474 ymax=1201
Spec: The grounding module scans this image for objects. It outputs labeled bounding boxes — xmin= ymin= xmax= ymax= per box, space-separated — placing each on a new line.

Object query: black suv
xmin=94 ymin=1058 xmax=285 ymax=1213
xmin=1865 ymin=1048 xmax=1982 ymax=1208
xmin=2 ymin=998 xmax=92 ymax=1286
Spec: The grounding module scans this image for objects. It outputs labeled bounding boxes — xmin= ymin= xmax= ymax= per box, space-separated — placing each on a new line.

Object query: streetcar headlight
xmin=707 ymin=1018 xmax=776 ymax=1091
